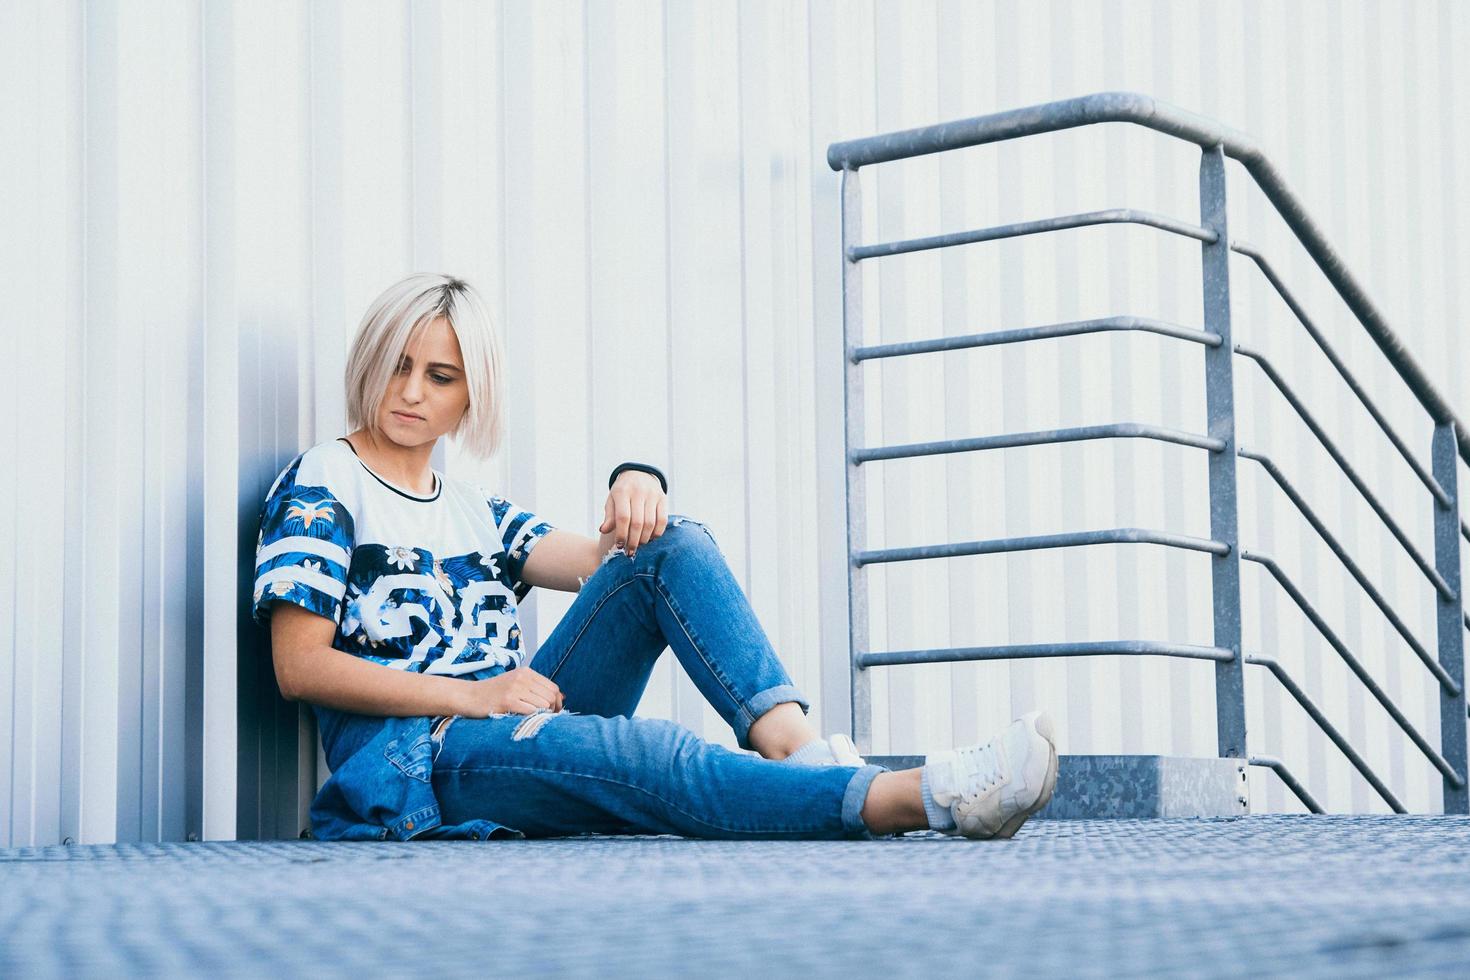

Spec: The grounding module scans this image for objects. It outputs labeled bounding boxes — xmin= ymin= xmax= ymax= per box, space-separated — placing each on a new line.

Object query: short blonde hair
xmin=344 ymin=273 xmax=506 ymax=460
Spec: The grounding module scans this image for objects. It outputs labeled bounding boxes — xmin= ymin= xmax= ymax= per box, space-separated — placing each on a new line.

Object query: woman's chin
xmin=376 ymin=423 xmax=440 ymax=451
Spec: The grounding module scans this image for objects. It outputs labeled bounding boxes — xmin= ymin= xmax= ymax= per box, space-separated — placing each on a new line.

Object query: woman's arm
xmin=519 ymin=470 xmax=668 ymax=592
xmin=518 ymin=529 xmax=606 ymax=592
xmin=270 ymin=603 xmax=474 ymax=714
xmin=269 ymin=604 xmax=562 ymax=716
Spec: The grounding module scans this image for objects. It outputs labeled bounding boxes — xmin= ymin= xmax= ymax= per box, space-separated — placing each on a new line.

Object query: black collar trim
xmin=337 ymin=437 xmax=441 ymax=502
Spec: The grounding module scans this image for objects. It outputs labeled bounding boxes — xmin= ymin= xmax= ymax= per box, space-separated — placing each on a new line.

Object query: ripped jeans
xmin=428 ymin=515 xmax=886 ymax=839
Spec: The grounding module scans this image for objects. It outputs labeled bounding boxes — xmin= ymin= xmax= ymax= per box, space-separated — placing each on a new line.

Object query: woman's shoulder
xmin=264 ymin=438 xmax=359 ymax=501
xmin=436 ymin=466 xmax=493 ymax=507
xmin=299 ymin=437 xmax=357 ymax=469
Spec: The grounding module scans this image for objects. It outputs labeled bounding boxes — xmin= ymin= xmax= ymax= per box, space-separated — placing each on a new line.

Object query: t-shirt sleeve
xmin=252 ymin=455 xmax=357 ymax=628
xmin=487 ymin=494 xmax=557 ymax=603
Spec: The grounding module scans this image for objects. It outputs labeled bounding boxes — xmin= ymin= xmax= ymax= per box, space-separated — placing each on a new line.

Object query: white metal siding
xmin=2 ymin=0 xmax=1467 ymax=843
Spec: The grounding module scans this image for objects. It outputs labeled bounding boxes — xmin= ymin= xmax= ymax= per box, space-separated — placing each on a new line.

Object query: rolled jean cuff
xmin=841 ymin=764 xmax=889 ymax=838
xmin=735 ymin=684 xmax=811 ymax=750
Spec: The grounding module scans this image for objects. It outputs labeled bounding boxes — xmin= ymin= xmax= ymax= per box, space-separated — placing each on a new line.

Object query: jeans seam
xmin=439 ymin=762 xmax=838 ymax=838
xmin=542 ymin=576 xmax=648 ymax=682
xmin=650 ymin=575 xmax=746 ymax=727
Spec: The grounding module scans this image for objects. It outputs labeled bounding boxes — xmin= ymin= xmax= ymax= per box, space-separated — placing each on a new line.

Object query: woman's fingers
xmin=610 ymin=495 xmax=632 ymax=549
xmin=625 ymin=499 xmax=645 ymax=555
xmin=639 ymin=497 xmax=659 ymax=546
xmin=519 ymin=667 xmax=562 ymax=709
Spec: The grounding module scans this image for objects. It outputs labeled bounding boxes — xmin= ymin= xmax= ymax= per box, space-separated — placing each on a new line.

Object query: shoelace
xmin=952 ymin=740 xmax=1005 ymax=803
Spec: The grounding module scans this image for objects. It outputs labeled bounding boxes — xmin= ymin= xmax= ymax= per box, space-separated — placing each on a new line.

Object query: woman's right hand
xmin=458 ymin=666 xmax=564 ymax=717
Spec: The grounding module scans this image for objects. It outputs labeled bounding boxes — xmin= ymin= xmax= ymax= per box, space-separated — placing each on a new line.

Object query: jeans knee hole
xmin=511 ymin=709 xmax=566 ymax=741
xmin=669 ymin=515 xmax=721 ymax=553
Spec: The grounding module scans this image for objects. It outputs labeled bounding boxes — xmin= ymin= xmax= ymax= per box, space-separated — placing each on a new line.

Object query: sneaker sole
xmin=994 ymin=713 xmax=1060 ymax=840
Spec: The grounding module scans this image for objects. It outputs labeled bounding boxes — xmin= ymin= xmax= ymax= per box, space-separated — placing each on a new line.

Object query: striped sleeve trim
xmin=257 ymin=535 xmax=350 ymax=569
xmin=254 ymin=565 xmax=349 ymax=604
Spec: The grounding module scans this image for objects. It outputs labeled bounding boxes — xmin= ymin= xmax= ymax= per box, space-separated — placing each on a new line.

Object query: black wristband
xmin=608 ymin=462 xmax=668 ymax=494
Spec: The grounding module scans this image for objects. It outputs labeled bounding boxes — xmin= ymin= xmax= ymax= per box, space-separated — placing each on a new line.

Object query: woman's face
xmin=375 ymin=315 xmax=470 ymax=450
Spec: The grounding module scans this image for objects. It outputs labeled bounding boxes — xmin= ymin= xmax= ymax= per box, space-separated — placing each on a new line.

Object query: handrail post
xmin=841 ymin=167 xmax=873 ymax=755
xmin=1431 ymin=423 xmax=1468 ymax=813
xmin=1200 ymin=145 xmax=1248 ymax=761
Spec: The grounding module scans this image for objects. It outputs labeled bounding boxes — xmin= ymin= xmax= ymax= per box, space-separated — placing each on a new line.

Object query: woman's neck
xmin=343 ymin=428 xmax=437 ymax=495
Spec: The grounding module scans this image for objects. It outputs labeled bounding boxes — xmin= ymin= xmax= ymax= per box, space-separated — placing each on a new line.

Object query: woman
xmin=252 ymin=272 xmax=1059 ymax=842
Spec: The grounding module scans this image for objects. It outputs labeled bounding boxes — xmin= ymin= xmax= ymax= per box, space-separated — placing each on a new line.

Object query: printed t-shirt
xmin=252 ymin=437 xmax=555 ymax=676
xmin=250 ymin=437 xmax=556 ymax=840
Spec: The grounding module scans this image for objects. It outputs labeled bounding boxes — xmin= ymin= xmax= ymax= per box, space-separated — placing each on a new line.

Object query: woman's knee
xmin=658 ymin=514 xmax=723 ymax=559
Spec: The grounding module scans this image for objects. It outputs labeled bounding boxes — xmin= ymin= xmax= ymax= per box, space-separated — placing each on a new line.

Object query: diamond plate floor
xmin=3 ymin=816 xmax=1468 ymax=977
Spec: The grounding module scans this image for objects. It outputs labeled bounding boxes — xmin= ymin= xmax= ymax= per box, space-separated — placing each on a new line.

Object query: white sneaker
xmin=924 ymin=710 xmax=1059 ymax=840
xmin=827 ymin=733 xmax=865 ymax=767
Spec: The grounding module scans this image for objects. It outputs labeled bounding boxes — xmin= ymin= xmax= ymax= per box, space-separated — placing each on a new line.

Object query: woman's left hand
xmin=599 ymin=471 xmax=667 ymax=559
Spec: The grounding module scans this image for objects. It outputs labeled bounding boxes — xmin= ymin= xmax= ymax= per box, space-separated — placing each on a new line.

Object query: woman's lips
xmin=392 ymin=411 xmax=423 ymax=422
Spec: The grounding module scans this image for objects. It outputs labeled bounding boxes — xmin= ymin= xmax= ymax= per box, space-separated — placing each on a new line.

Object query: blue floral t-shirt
xmin=252 ymin=437 xmax=556 ymax=679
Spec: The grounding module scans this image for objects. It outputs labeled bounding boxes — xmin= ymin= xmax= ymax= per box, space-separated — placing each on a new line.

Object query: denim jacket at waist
xmin=309 ymin=711 xmax=522 ymax=842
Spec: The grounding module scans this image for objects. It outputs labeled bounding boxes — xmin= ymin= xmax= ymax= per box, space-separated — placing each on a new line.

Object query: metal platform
xmin=870 ymin=754 xmax=1250 ymax=818
xmin=4 ymin=816 xmax=1467 ymax=977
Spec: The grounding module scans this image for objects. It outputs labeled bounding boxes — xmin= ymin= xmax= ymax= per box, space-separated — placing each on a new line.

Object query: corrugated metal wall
xmin=2 ymin=0 xmax=1467 ymax=844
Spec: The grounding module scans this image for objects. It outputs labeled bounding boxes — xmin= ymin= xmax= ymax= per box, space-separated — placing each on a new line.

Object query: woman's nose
xmin=401 ymin=371 xmax=425 ymax=401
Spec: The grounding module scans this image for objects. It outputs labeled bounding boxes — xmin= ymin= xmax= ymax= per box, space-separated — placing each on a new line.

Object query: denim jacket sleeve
xmin=309 ymin=715 xmax=523 ymax=842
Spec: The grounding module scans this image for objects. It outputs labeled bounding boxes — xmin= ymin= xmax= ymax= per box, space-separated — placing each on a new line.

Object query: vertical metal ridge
xmin=840 ymin=167 xmax=871 ymax=755
xmin=1431 ymin=424 xmax=1468 ymax=812
xmin=1200 ymin=145 xmax=1247 ymax=761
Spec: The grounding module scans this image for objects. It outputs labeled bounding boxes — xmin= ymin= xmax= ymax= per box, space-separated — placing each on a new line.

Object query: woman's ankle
xmin=747 ymin=701 xmax=817 ymax=759
xmin=859 ymin=769 xmax=927 ymax=835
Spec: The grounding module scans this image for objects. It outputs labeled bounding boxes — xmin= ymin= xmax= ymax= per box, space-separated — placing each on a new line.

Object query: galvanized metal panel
xmin=672 ymin=2 xmax=766 ymax=747
xmin=5 ymin=0 xmax=1470 ymax=844
xmin=201 ymin=0 xmax=239 ymax=844
xmin=584 ymin=0 xmax=668 ymax=495
xmin=499 ymin=0 xmax=589 ymax=667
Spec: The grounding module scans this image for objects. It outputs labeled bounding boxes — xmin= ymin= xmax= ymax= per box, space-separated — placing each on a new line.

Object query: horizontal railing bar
xmin=853 ymin=423 xmax=1225 ymax=464
xmin=827 ymin=91 xmax=1254 ymax=169
xmin=854 ymin=527 xmax=1230 ymax=567
xmin=1248 ymin=755 xmax=1324 ymax=814
xmin=1231 ymin=240 xmax=1451 ymax=508
xmin=848 ymin=208 xmax=1217 ymax=261
xmin=1239 ymin=448 xmax=1461 ymax=695
xmin=858 ymin=640 xmax=1234 ymax=669
xmin=1242 ymin=550 xmax=1465 ymax=788
xmin=1246 ymin=654 xmax=1406 ymax=813
xmin=851 ymin=315 xmax=1221 ymax=362
xmin=826 ymin=91 xmax=1470 ymax=463
xmin=1237 ymin=345 xmax=1455 ymax=601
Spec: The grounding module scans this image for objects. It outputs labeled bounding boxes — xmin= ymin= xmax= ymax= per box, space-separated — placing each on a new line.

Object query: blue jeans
xmin=428 ymin=515 xmax=886 ymax=839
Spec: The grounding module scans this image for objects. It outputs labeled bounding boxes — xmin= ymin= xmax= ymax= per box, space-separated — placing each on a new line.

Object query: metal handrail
xmin=850 ymin=314 xmax=1220 ymax=361
xmin=831 ymin=91 xmax=1469 ymax=815
xmin=1230 ymin=240 xmax=1450 ymax=507
xmin=1246 ymin=655 xmax=1405 ymax=813
xmin=828 ymin=91 xmax=1470 ymax=464
xmin=1249 ymin=756 xmax=1324 ymax=814
xmin=1241 ymin=550 xmax=1463 ymax=786
xmin=854 ymin=527 xmax=1228 ymax=567
xmin=859 ymin=640 xmax=1233 ymax=670
xmin=1235 ymin=345 xmax=1453 ymax=599
xmin=849 ymin=207 xmax=1216 ymax=261
xmin=1239 ymin=448 xmax=1459 ymax=694
xmin=852 ymin=422 xmax=1224 ymax=464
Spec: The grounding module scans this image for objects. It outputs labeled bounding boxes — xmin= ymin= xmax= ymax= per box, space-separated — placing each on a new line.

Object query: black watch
xmin=608 ymin=462 xmax=668 ymax=494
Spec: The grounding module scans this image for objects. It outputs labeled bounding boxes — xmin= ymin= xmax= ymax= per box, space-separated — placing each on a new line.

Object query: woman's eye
xmin=430 ymin=373 xmax=452 ymax=384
